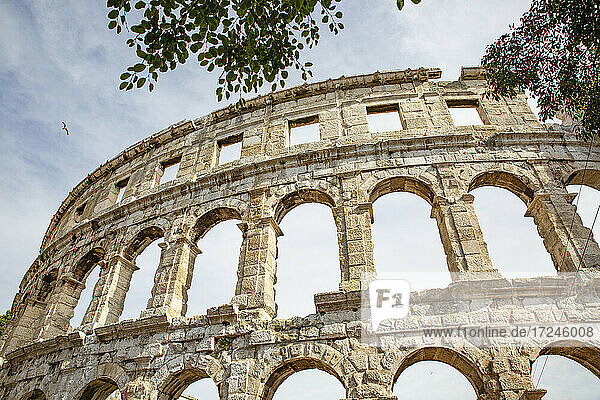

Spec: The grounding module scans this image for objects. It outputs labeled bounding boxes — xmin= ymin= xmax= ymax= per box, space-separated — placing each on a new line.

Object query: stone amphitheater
xmin=1 ymin=67 xmax=599 ymax=400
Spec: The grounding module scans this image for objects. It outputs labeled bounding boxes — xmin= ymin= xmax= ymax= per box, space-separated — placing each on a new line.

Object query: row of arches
xmin=16 ymin=343 xmax=600 ymax=400
xmin=64 ymin=167 xmax=600 ymax=325
xmin=13 ymin=166 xmax=599 ymax=344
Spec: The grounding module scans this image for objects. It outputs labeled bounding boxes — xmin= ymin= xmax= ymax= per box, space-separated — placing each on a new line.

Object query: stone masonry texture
xmin=1 ymin=67 xmax=600 ymax=400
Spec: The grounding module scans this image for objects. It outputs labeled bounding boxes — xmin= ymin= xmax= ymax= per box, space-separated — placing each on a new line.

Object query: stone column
xmin=122 ymin=380 xmax=156 ymax=400
xmin=37 ymin=274 xmax=86 ymax=339
xmin=0 ymin=299 xmax=46 ymax=354
xmin=485 ymin=352 xmax=547 ymax=400
xmin=234 ymin=216 xmax=280 ymax=318
xmin=81 ymin=254 xmax=139 ymax=327
xmin=431 ymin=194 xmax=499 ymax=279
xmin=525 ymin=192 xmax=600 ymax=272
xmin=335 ymin=202 xmax=376 ymax=291
xmin=142 ymin=236 xmax=201 ymax=318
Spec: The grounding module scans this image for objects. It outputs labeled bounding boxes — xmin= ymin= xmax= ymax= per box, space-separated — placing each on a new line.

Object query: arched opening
xmin=469 ymin=172 xmax=555 ymax=278
xmin=158 ymin=368 xmax=219 ymax=400
xmin=272 ymin=369 xmax=345 ymax=400
xmin=20 ymin=389 xmax=46 ymax=400
xmin=393 ymin=347 xmax=484 ymax=399
xmin=566 ymin=169 xmax=600 ymax=242
xmin=70 ymin=248 xmax=105 ymax=328
xmin=121 ymin=226 xmax=164 ymax=321
xmin=262 ymin=358 xmax=345 ymax=400
xmin=393 ymin=361 xmax=477 ymax=399
xmin=370 ymin=177 xmax=449 ymax=290
xmin=275 ymin=190 xmax=339 ymax=318
xmin=532 ymin=342 xmax=600 ymax=398
xmin=566 ymin=169 xmax=600 ymax=192
xmin=38 ymin=268 xmax=58 ymax=302
xmin=76 ymin=378 xmax=122 ymax=400
xmin=469 ymin=171 xmax=534 ymax=204
xmin=187 ymin=207 xmax=243 ymax=316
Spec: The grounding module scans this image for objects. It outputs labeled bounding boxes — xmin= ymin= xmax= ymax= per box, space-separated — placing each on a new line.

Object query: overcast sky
xmin=1 ymin=1 xmax=599 ymax=399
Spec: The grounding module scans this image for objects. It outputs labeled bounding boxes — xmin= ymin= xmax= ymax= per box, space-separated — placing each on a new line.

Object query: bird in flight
xmin=61 ymin=121 xmax=70 ymax=135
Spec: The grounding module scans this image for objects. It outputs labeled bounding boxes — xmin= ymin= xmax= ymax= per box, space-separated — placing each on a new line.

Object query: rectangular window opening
xmin=115 ymin=178 xmax=129 ymax=204
xmin=160 ymin=156 xmax=181 ymax=185
xmin=366 ymin=104 xmax=404 ymax=133
xmin=289 ymin=115 xmax=320 ymax=146
xmin=446 ymin=99 xmax=485 ymax=126
xmin=218 ymin=134 xmax=243 ymax=165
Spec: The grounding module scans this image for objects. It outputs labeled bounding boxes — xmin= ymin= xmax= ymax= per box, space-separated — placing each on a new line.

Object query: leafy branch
xmin=107 ymin=0 xmax=423 ymax=101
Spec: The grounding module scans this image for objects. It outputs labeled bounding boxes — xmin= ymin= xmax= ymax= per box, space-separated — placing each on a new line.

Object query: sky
xmin=1 ymin=0 xmax=600 ymax=399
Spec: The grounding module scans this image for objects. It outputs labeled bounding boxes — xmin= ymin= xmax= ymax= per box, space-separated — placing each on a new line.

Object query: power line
xmin=557 ymin=135 xmax=595 ymax=273
xmin=535 ymin=133 xmax=598 ymax=388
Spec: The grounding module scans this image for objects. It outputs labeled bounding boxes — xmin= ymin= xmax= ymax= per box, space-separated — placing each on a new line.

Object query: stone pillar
xmin=122 ymin=379 xmax=156 ymax=400
xmin=226 ymin=359 xmax=256 ymax=400
xmin=335 ymin=202 xmax=376 ymax=291
xmin=234 ymin=216 xmax=280 ymax=318
xmin=37 ymin=274 xmax=86 ymax=339
xmin=142 ymin=236 xmax=201 ymax=318
xmin=486 ymin=352 xmax=547 ymax=400
xmin=0 ymin=299 xmax=46 ymax=354
xmin=525 ymin=192 xmax=600 ymax=272
xmin=82 ymin=254 xmax=139 ymax=327
xmin=431 ymin=194 xmax=498 ymax=279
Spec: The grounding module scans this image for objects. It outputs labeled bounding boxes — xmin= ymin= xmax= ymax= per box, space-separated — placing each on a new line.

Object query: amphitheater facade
xmin=1 ymin=67 xmax=600 ymax=400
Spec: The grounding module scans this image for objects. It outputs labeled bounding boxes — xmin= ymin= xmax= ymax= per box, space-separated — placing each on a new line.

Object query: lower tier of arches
xmin=2 ymin=311 xmax=599 ymax=400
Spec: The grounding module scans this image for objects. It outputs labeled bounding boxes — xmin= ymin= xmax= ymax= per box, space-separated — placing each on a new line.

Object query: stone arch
xmin=69 ymin=363 xmax=127 ymax=400
xmin=392 ymin=347 xmax=486 ymax=397
xmin=274 ymin=188 xmax=337 ymax=224
xmin=37 ymin=267 xmax=59 ymax=302
xmin=272 ymin=188 xmax=342 ymax=315
xmin=565 ymin=168 xmax=600 ymax=192
xmin=368 ymin=176 xmax=437 ymax=205
xmin=74 ymin=378 xmax=120 ymax=400
xmin=72 ymin=247 xmax=106 ymax=282
xmin=537 ymin=340 xmax=600 ymax=379
xmin=258 ymin=342 xmax=346 ymax=399
xmin=38 ymin=247 xmax=107 ymax=337
xmin=260 ymin=356 xmax=345 ymax=400
xmin=123 ymin=225 xmax=165 ymax=261
xmin=190 ymin=207 xmax=243 ymax=243
xmin=18 ymin=389 xmax=46 ymax=400
xmin=154 ymin=354 xmax=225 ymax=400
xmin=468 ymin=170 xmax=536 ymax=204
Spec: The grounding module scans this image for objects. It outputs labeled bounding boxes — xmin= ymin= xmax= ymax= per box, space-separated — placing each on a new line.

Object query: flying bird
xmin=61 ymin=121 xmax=70 ymax=136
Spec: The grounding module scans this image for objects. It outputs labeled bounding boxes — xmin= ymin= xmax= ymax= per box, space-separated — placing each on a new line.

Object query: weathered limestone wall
xmin=1 ymin=67 xmax=599 ymax=400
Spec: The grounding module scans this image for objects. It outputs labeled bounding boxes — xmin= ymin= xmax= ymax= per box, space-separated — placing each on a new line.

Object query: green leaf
xmin=108 ymin=9 xmax=119 ymax=19
xmin=108 ymin=20 xmax=117 ymax=29
xmin=133 ymin=63 xmax=146 ymax=72
xmin=397 ymin=0 xmax=404 ymax=10
xmin=137 ymin=77 xmax=146 ymax=88
xmin=135 ymin=1 xmax=146 ymax=9
xmin=120 ymin=72 xmax=131 ymax=80
xmin=119 ymin=81 xmax=128 ymax=90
